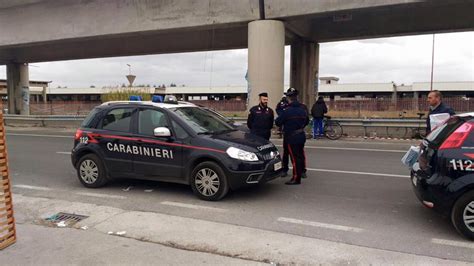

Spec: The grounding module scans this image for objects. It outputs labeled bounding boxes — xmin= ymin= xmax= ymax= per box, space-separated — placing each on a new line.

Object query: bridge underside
xmin=0 ymin=1 xmax=472 ymax=64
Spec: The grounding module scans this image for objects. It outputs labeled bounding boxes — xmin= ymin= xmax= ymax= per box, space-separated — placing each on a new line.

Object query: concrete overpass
xmin=1 ymin=0 xmax=473 ymax=114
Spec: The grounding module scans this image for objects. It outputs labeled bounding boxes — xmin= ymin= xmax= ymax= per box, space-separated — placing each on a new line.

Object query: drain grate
xmin=44 ymin=212 xmax=88 ymax=227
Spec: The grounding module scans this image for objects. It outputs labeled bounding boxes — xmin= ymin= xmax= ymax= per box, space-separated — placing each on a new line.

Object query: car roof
xmin=456 ymin=112 xmax=474 ymax=118
xmin=99 ymin=100 xmax=197 ymax=109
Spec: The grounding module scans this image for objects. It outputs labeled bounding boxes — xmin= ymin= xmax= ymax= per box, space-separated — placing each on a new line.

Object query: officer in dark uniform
xmin=275 ymin=88 xmax=309 ymax=185
xmin=276 ymin=96 xmax=289 ymax=176
xmin=247 ymin=92 xmax=274 ymax=140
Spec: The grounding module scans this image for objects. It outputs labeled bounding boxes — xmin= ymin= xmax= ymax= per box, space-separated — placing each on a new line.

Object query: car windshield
xmin=171 ymin=107 xmax=235 ymax=134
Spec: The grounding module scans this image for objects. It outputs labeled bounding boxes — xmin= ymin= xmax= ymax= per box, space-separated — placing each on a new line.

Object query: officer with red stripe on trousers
xmin=275 ymin=88 xmax=309 ymax=185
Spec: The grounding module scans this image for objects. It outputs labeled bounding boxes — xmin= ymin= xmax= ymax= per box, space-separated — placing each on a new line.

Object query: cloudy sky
xmin=0 ymin=31 xmax=472 ymax=88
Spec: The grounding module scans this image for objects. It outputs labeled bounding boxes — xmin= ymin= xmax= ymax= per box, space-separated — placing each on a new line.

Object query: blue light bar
xmin=129 ymin=95 xmax=142 ymax=101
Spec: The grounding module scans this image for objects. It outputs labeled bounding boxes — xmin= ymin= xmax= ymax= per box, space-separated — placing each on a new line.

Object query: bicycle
xmin=386 ymin=111 xmax=427 ymax=139
xmin=306 ymin=115 xmax=343 ymax=140
xmin=411 ymin=112 xmax=427 ymax=139
xmin=386 ymin=111 xmax=408 ymax=139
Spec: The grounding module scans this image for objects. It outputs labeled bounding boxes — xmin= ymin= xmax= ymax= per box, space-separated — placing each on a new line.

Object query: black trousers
xmin=287 ymin=143 xmax=305 ymax=182
xmin=282 ymin=138 xmax=306 ymax=174
xmin=282 ymin=137 xmax=289 ymax=173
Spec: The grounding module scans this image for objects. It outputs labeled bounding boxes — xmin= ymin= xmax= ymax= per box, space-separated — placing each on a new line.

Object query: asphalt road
xmin=6 ymin=128 xmax=474 ymax=263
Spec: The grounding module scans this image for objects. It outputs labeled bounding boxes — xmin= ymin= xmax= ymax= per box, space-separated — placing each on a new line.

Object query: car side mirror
xmin=154 ymin=127 xmax=171 ymax=137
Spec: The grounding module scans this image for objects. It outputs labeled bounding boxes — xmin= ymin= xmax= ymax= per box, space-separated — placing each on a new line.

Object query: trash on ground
xmin=56 ymin=221 xmax=67 ymax=227
xmin=107 ymin=231 xmax=113 ymax=235
xmin=122 ymin=186 xmax=133 ymax=192
xmin=144 ymin=189 xmax=153 ymax=193
xmin=116 ymin=231 xmax=127 ymax=236
xmin=80 ymin=226 xmax=89 ymax=230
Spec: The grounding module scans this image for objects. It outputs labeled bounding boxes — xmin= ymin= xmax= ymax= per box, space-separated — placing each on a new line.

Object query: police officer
xmin=276 ymin=96 xmax=290 ymax=176
xmin=275 ymin=88 xmax=309 ymax=185
xmin=247 ymin=92 xmax=274 ymax=140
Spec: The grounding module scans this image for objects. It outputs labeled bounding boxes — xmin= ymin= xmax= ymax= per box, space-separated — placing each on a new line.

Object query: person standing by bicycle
xmin=426 ymin=90 xmax=455 ymax=133
xmin=275 ymin=88 xmax=309 ymax=185
xmin=310 ymin=96 xmax=328 ymax=139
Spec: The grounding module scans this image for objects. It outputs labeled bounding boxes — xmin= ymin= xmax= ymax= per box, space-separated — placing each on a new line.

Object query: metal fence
xmin=188 ymin=100 xmax=246 ymax=112
xmin=327 ymin=97 xmax=471 ymax=113
xmin=30 ymin=101 xmax=101 ymax=115
xmin=26 ymin=97 xmax=470 ymax=115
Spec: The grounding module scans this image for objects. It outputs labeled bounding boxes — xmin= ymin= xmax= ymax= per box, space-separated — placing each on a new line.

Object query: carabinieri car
xmin=71 ymin=96 xmax=283 ymax=201
xmin=411 ymin=112 xmax=474 ymax=239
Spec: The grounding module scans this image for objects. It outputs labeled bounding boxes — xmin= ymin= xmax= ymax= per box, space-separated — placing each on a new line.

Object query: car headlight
xmin=226 ymin=147 xmax=259 ymax=162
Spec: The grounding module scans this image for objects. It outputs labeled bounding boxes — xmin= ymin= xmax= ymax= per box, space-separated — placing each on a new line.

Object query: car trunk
xmin=417 ymin=116 xmax=467 ymax=178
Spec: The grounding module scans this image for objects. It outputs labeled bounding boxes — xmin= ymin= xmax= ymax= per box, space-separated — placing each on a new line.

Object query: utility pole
xmin=430 ymin=34 xmax=435 ymax=91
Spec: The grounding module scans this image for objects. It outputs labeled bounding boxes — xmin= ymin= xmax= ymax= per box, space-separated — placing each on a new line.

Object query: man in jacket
xmin=275 ymin=88 xmax=309 ymax=185
xmin=247 ymin=92 xmax=274 ymax=140
xmin=310 ymin=96 xmax=328 ymax=138
xmin=426 ymin=90 xmax=455 ymax=133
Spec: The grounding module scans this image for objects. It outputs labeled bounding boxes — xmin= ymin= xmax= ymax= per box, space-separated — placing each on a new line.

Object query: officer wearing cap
xmin=247 ymin=92 xmax=274 ymax=140
xmin=275 ymin=88 xmax=309 ymax=185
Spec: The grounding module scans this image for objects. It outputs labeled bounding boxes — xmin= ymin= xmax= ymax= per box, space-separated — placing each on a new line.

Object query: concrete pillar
xmin=290 ymin=39 xmax=320 ymax=109
xmin=413 ymin=91 xmax=419 ymax=111
xmin=6 ymin=63 xmax=29 ymax=115
xmin=42 ymin=86 xmax=47 ymax=103
xmin=6 ymin=64 xmax=19 ymax=114
xmin=247 ymin=20 xmax=285 ymax=111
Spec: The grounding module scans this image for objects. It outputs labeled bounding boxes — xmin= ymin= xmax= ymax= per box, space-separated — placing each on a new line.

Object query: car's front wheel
xmin=451 ymin=191 xmax=474 ymax=240
xmin=190 ymin=162 xmax=229 ymax=201
xmin=76 ymin=153 xmax=108 ymax=188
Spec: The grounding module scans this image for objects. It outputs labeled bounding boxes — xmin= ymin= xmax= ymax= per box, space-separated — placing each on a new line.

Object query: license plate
xmin=412 ymin=175 xmax=417 ymax=187
xmin=274 ymin=162 xmax=282 ymax=171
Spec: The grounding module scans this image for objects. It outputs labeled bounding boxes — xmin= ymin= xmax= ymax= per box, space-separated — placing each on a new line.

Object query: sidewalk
xmin=1 ymin=223 xmax=256 ymax=265
xmin=2 ymin=194 xmax=470 ymax=265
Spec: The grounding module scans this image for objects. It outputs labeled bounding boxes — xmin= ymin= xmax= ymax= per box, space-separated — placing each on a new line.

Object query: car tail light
xmin=439 ymin=122 xmax=473 ymax=150
xmin=74 ymin=129 xmax=83 ymax=140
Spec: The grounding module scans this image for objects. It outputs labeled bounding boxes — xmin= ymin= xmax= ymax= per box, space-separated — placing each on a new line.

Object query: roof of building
xmin=164 ymin=86 xmax=248 ymax=94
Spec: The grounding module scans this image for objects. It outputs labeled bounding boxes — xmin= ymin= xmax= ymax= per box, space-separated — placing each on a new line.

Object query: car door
xmin=97 ymin=107 xmax=136 ymax=177
xmin=133 ymin=107 xmax=183 ymax=180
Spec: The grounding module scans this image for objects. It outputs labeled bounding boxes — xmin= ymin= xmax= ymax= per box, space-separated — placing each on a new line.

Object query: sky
xmin=0 ymin=31 xmax=472 ymax=88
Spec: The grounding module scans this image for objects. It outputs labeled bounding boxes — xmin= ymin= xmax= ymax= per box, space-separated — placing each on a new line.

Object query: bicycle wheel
xmin=413 ymin=128 xmax=427 ymax=139
xmin=386 ymin=127 xmax=407 ymax=139
xmin=324 ymin=121 xmax=343 ymax=140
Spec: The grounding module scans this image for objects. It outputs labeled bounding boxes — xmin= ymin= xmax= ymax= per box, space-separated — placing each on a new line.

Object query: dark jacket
xmin=275 ymin=101 xmax=309 ymax=144
xmin=426 ymin=102 xmax=455 ymax=132
xmin=276 ymin=98 xmax=289 ymax=116
xmin=247 ymin=104 xmax=274 ymax=137
xmin=311 ymin=99 xmax=328 ymax=119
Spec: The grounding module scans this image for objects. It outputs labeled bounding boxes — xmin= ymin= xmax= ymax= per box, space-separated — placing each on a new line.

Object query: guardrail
xmin=2 ymin=115 xmax=426 ymax=138
xmin=3 ymin=114 xmax=86 ymax=128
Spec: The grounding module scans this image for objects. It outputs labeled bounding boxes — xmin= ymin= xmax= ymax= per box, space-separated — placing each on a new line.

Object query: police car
xmin=411 ymin=112 xmax=474 ymax=239
xmin=71 ymin=96 xmax=283 ymax=201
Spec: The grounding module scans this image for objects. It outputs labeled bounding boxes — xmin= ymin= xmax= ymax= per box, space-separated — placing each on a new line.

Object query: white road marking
xmin=8 ymin=133 xmax=71 ymax=138
xmin=275 ymin=145 xmax=406 ymax=153
xmin=161 ymin=201 xmax=227 ymax=212
xmin=271 ymin=139 xmax=417 ymax=146
xmin=56 ymin=151 xmax=72 ymax=155
xmin=432 ymin=238 xmax=474 ymax=249
xmin=277 ymin=217 xmax=363 ymax=233
xmin=304 ymin=167 xmax=409 ymax=178
xmin=13 ymin=184 xmax=52 ymax=191
xmin=76 ymin=192 xmax=126 ymax=200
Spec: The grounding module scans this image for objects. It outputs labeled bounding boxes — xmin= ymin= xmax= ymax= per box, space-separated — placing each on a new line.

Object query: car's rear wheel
xmin=76 ymin=154 xmax=108 ymax=188
xmin=190 ymin=162 xmax=229 ymax=201
xmin=451 ymin=191 xmax=474 ymax=240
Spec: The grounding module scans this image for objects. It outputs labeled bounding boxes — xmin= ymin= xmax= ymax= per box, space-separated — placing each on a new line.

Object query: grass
xmin=101 ymin=89 xmax=152 ymax=102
